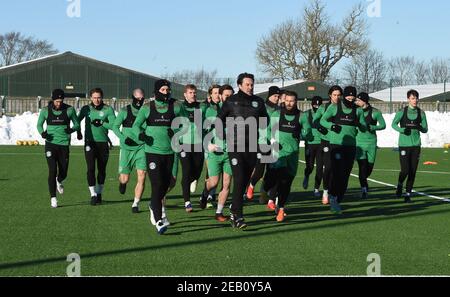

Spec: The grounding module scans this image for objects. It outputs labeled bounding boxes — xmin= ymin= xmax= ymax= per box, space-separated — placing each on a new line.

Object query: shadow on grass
xmin=1 ymin=196 xmax=448 ymax=272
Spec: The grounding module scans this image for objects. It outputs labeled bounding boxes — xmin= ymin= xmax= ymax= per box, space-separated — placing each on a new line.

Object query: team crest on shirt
xmin=149 ymin=162 xmax=156 ymax=170
xmin=180 ymin=151 xmax=186 ymax=158
xmin=335 ymin=153 xmax=342 ymax=160
xmin=323 ymin=147 xmax=329 ymax=153
xmin=231 ymin=158 xmax=238 ymax=166
xmin=46 ymin=151 xmax=52 ymax=158
xmin=85 ymin=146 xmax=91 ymax=152
xmin=401 ymin=150 xmax=406 ymax=156
xmin=252 ymin=101 xmax=259 ymax=108
xmin=99 ymin=111 xmax=104 ymax=117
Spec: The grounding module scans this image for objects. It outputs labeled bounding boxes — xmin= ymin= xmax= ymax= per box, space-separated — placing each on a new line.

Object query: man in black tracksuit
xmin=217 ymin=73 xmax=269 ymax=229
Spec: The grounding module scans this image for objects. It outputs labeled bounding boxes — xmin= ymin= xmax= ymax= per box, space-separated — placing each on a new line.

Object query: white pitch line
xmin=372 ymin=168 xmax=450 ymax=175
xmin=298 ymin=160 xmax=450 ymax=203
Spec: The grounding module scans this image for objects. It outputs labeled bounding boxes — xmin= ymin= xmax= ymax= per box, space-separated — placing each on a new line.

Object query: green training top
xmin=131 ymin=99 xmax=182 ymax=155
xmin=319 ymin=101 xmax=367 ymax=146
xmin=112 ymin=104 xmax=146 ymax=151
xmin=204 ymin=101 xmax=227 ymax=153
xmin=78 ymin=103 xmax=116 ymax=143
xmin=270 ymin=109 xmax=311 ymax=158
xmin=312 ymin=103 xmax=333 ymax=142
xmin=265 ymin=101 xmax=280 ymax=117
xmin=301 ymin=109 xmax=322 ymax=145
xmin=179 ymin=101 xmax=208 ymax=145
xmin=356 ymin=105 xmax=386 ymax=145
xmin=37 ymin=104 xmax=80 ymax=146
xmin=391 ymin=106 xmax=428 ymax=147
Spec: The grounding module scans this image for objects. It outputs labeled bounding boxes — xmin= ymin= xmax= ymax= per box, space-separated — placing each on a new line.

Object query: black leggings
xmin=398 ymin=147 xmax=421 ymax=193
xmin=263 ymin=167 xmax=295 ymax=208
xmin=250 ymin=161 xmax=266 ymax=187
xmin=357 ymin=159 xmax=374 ymax=189
xmin=228 ymin=152 xmax=257 ymax=218
xmin=320 ymin=140 xmax=332 ymax=191
xmin=329 ymin=145 xmax=356 ymax=202
xmin=84 ymin=142 xmax=109 ymax=187
xmin=45 ymin=142 xmax=70 ymax=197
xmin=146 ymin=153 xmax=175 ymax=222
xmin=304 ymin=143 xmax=323 ymax=189
xmin=180 ymin=150 xmax=204 ymax=202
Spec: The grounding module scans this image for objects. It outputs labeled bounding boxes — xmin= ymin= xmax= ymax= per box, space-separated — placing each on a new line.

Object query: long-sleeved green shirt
xmin=112 ymin=105 xmax=145 ymax=151
xmin=37 ymin=104 xmax=80 ymax=146
xmin=131 ymin=99 xmax=182 ymax=155
xmin=270 ymin=109 xmax=311 ymax=158
xmin=204 ymin=102 xmax=227 ymax=153
xmin=179 ymin=101 xmax=208 ymax=145
xmin=301 ymin=109 xmax=322 ymax=145
xmin=312 ymin=103 xmax=333 ymax=142
xmin=320 ymin=102 xmax=367 ymax=146
xmin=391 ymin=106 xmax=428 ymax=147
xmin=356 ymin=106 xmax=386 ymax=145
xmin=78 ymin=103 xmax=116 ymax=143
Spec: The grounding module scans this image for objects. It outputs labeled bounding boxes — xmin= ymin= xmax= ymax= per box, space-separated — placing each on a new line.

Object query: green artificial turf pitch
xmin=0 ymin=146 xmax=449 ymax=276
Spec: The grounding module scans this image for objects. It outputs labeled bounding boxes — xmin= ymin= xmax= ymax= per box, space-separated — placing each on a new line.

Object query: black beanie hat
xmin=154 ymin=79 xmax=171 ymax=94
xmin=52 ymin=89 xmax=65 ymax=100
xmin=344 ymin=86 xmax=357 ymax=98
xmin=357 ymin=92 xmax=370 ymax=103
xmin=311 ymin=96 xmax=323 ymax=106
xmin=267 ymin=86 xmax=281 ymax=98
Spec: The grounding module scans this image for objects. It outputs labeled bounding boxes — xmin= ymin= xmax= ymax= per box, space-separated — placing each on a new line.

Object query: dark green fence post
xmin=0 ymin=96 xmax=4 ymax=117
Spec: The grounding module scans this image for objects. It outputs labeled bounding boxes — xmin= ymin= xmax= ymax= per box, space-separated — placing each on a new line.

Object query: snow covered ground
xmin=1 ymin=111 xmax=449 ymax=148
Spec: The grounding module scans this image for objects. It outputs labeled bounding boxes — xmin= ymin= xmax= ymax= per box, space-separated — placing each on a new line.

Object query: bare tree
xmin=0 ymin=31 xmax=58 ymax=66
xmin=343 ymin=49 xmax=386 ymax=93
xmin=163 ymin=69 xmax=219 ymax=91
xmin=414 ymin=60 xmax=429 ymax=85
xmin=343 ymin=61 xmax=359 ymax=88
xmin=256 ymin=0 xmax=368 ymax=81
xmin=388 ymin=56 xmax=415 ymax=87
xmin=429 ymin=58 xmax=449 ymax=83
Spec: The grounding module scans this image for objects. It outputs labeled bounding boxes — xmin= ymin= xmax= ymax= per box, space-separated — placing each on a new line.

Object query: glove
xmin=92 ymin=119 xmax=103 ymax=127
xmin=317 ymin=126 xmax=328 ymax=135
xmin=77 ymin=130 xmax=83 ymax=140
xmin=65 ymin=128 xmax=75 ymax=134
xmin=139 ymin=133 xmax=154 ymax=146
xmin=124 ymin=137 xmax=138 ymax=146
xmin=331 ymin=124 xmax=342 ymax=134
xmin=42 ymin=131 xmax=53 ymax=141
xmin=404 ymin=127 xmax=411 ymax=136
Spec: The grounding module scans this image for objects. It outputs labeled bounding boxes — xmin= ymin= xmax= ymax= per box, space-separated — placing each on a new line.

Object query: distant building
xmin=0 ymin=51 xmax=207 ymax=100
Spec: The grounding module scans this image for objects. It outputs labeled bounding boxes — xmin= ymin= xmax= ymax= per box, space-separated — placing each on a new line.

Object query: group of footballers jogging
xmin=37 ymin=72 xmax=428 ymax=234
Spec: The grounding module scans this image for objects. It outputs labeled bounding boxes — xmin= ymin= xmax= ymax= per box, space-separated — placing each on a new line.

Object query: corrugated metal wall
xmin=0 ymin=52 xmax=206 ymax=100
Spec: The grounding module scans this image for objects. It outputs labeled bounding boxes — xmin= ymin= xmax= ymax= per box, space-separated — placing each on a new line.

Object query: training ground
xmin=0 ymin=146 xmax=449 ymax=276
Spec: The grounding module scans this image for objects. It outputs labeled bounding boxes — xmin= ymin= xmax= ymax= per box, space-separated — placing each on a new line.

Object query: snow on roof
xmin=370 ymin=83 xmax=448 ymax=102
xmin=233 ymin=79 xmax=305 ymax=95
xmin=0 ymin=52 xmax=64 ymax=71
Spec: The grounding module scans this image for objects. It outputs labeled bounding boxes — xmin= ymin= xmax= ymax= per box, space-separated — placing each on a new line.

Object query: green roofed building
xmin=255 ymin=80 xmax=330 ymax=101
xmin=0 ymin=51 xmax=206 ymax=100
